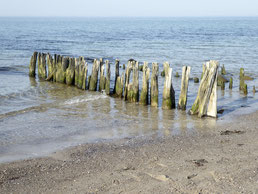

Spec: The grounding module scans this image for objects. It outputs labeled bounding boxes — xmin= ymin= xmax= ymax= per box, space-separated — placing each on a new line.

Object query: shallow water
xmin=0 ymin=17 xmax=258 ymax=163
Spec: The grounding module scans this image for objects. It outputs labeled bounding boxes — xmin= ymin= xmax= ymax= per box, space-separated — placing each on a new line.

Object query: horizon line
xmin=0 ymin=15 xmax=258 ymax=18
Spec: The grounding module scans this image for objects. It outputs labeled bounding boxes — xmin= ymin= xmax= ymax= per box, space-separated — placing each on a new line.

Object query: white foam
xmin=63 ymin=94 xmax=108 ymax=105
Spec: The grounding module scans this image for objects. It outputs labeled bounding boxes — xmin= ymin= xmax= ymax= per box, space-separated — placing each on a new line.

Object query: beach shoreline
xmin=0 ymin=111 xmax=258 ymax=193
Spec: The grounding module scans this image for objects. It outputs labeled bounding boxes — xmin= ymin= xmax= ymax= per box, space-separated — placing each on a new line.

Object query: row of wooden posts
xmin=29 ymin=52 xmax=221 ymax=118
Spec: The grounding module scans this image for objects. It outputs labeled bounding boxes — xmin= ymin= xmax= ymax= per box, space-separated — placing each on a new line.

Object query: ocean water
xmin=0 ymin=17 xmax=258 ymax=163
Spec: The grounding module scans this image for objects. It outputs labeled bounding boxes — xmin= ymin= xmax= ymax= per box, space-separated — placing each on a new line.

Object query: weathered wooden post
xmin=115 ymin=72 xmax=124 ymax=98
xmin=74 ymin=58 xmax=79 ymax=86
xmin=56 ymin=56 xmax=68 ymax=83
xmin=77 ymin=57 xmax=85 ymax=89
xmin=243 ymin=84 xmax=248 ymax=95
xmin=162 ymin=62 xmax=175 ymax=109
xmin=127 ymin=61 xmax=139 ymax=102
xmin=139 ymin=62 xmax=150 ymax=105
xmin=37 ymin=52 xmax=41 ymax=77
xmin=38 ymin=53 xmax=47 ymax=79
xmin=66 ymin=57 xmax=75 ymax=85
xmin=105 ymin=60 xmax=111 ymax=95
xmin=99 ymin=58 xmax=105 ymax=92
xmin=29 ymin=52 xmax=38 ymax=77
xmin=82 ymin=62 xmax=88 ymax=90
xmin=178 ymin=66 xmax=191 ymax=110
xmin=239 ymin=68 xmax=245 ymax=90
xmin=89 ymin=59 xmax=100 ymax=91
xmin=253 ymin=86 xmax=256 ymax=94
xmin=151 ymin=62 xmax=159 ymax=107
xmin=190 ymin=60 xmax=219 ymax=118
xmin=229 ymin=77 xmax=233 ymax=89
xmin=113 ymin=59 xmax=120 ymax=93
xmin=221 ymin=64 xmax=226 ymax=75
xmin=45 ymin=54 xmax=55 ymax=81
xmin=124 ymin=61 xmax=133 ymax=101
xmin=46 ymin=53 xmax=54 ymax=80
xmin=201 ymin=63 xmax=205 ymax=79
xmin=52 ymin=54 xmax=57 ymax=82
xmin=221 ymin=81 xmax=225 ymax=90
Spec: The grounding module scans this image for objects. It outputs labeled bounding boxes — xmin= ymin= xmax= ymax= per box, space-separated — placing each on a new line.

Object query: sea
xmin=0 ymin=17 xmax=258 ymax=163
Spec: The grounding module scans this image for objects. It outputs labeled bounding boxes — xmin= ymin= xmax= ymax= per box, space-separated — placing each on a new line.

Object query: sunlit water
xmin=0 ymin=17 xmax=258 ymax=163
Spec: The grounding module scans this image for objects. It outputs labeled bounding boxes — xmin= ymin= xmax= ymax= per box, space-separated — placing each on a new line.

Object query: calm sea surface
xmin=0 ymin=17 xmax=258 ymax=163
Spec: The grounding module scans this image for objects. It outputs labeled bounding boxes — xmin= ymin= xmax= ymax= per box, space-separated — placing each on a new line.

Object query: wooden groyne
xmin=29 ymin=52 xmax=253 ymax=118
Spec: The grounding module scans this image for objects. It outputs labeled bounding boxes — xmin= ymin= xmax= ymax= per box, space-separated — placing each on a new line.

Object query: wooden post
xmin=221 ymin=64 xmax=226 ymax=75
xmin=178 ymin=66 xmax=191 ymax=110
xmin=74 ymin=58 xmax=79 ymax=86
xmin=162 ymin=62 xmax=175 ymax=109
xmin=56 ymin=56 xmax=68 ymax=83
xmin=201 ymin=63 xmax=206 ymax=79
xmin=46 ymin=53 xmax=54 ymax=80
xmin=243 ymin=84 xmax=248 ymax=95
xmin=139 ymin=62 xmax=150 ymax=105
xmin=38 ymin=53 xmax=47 ymax=79
xmin=229 ymin=77 xmax=233 ymax=89
xmin=127 ymin=61 xmax=139 ymax=102
xmin=151 ymin=62 xmax=159 ymax=107
xmin=253 ymin=86 xmax=256 ymax=94
xmin=52 ymin=54 xmax=57 ymax=82
xmin=190 ymin=60 xmax=219 ymax=118
xmin=77 ymin=57 xmax=85 ymax=89
xmin=29 ymin=52 xmax=38 ymax=77
xmin=37 ymin=52 xmax=41 ymax=77
xmin=82 ymin=62 xmax=88 ymax=90
xmin=99 ymin=58 xmax=105 ymax=92
xmin=115 ymin=72 xmax=124 ymax=98
xmin=89 ymin=59 xmax=100 ymax=91
xmin=221 ymin=81 xmax=225 ymax=90
xmin=124 ymin=61 xmax=133 ymax=101
xmin=105 ymin=60 xmax=111 ymax=95
xmin=66 ymin=57 xmax=75 ymax=85
xmin=113 ymin=59 xmax=120 ymax=93
xmin=239 ymin=68 xmax=245 ymax=90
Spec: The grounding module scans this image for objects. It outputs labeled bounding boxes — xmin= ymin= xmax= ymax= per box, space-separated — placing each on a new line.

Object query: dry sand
xmin=0 ymin=111 xmax=258 ymax=194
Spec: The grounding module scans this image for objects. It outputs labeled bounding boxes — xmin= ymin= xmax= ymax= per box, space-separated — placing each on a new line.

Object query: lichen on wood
xmin=99 ymin=58 xmax=105 ymax=92
xmin=56 ymin=56 xmax=68 ymax=83
xmin=38 ymin=53 xmax=47 ymax=79
xmin=178 ymin=66 xmax=191 ymax=110
xmin=139 ymin=62 xmax=150 ymax=105
xmin=151 ymin=62 xmax=159 ymax=107
xmin=105 ymin=60 xmax=111 ymax=95
xmin=113 ymin=59 xmax=120 ymax=93
xmin=66 ymin=58 xmax=75 ymax=85
xmin=125 ymin=61 xmax=139 ymax=102
xmin=82 ymin=62 xmax=88 ymax=90
xmin=29 ymin=52 xmax=38 ymax=77
xmin=190 ymin=60 xmax=219 ymax=118
xmin=46 ymin=53 xmax=54 ymax=81
xmin=162 ymin=62 xmax=175 ymax=109
xmin=89 ymin=59 xmax=100 ymax=91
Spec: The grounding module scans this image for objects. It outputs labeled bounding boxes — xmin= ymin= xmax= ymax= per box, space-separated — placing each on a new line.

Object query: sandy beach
xmin=0 ymin=110 xmax=257 ymax=194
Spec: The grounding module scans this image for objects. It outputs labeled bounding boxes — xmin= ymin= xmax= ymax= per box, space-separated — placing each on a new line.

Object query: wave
xmin=63 ymin=94 xmax=108 ymax=105
xmin=0 ymin=105 xmax=48 ymax=120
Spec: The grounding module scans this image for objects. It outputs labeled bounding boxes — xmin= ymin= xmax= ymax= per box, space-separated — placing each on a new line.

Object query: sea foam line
xmin=63 ymin=94 xmax=108 ymax=105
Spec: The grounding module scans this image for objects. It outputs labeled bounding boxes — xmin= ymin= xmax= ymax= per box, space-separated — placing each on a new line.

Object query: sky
xmin=0 ymin=0 xmax=258 ymax=17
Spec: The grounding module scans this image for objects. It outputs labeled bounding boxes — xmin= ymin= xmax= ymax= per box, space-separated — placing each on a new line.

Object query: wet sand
xmin=0 ymin=111 xmax=258 ymax=194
